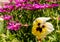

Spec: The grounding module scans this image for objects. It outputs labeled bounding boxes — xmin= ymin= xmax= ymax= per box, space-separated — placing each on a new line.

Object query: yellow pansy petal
xmin=33 ymin=19 xmax=43 ymax=26
xmin=32 ymin=25 xmax=47 ymax=39
xmin=36 ymin=28 xmax=47 ymax=39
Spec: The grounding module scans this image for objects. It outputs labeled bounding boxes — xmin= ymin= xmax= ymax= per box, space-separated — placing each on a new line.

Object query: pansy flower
xmin=32 ymin=17 xmax=54 ymax=40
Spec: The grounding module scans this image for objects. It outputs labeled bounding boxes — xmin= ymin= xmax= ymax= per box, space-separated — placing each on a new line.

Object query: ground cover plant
xmin=0 ymin=0 xmax=60 ymax=42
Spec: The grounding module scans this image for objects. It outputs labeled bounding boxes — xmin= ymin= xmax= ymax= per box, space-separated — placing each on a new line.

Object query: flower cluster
xmin=3 ymin=14 xmax=12 ymax=20
xmin=7 ymin=21 xmax=21 ymax=31
xmin=32 ymin=17 xmax=54 ymax=40
xmin=0 ymin=0 xmax=58 ymax=42
xmin=0 ymin=0 xmax=60 ymax=12
xmin=0 ymin=0 xmax=56 ymax=32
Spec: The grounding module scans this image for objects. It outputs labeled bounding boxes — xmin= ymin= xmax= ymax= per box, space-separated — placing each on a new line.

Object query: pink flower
xmin=43 ymin=4 xmax=50 ymax=8
xmin=30 ymin=0 xmax=39 ymax=3
xmin=3 ymin=15 xmax=12 ymax=20
xmin=0 ymin=8 xmax=3 ymax=12
xmin=33 ymin=3 xmax=41 ymax=9
xmin=15 ymin=0 xmax=27 ymax=3
xmin=15 ymin=3 xmax=22 ymax=9
xmin=23 ymin=4 xmax=33 ymax=10
xmin=7 ymin=21 xmax=21 ymax=31
xmin=3 ymin=5 xmax=15 ymax=12
xmin=0 ymin=7 xmax=7 ymax=12
xmin=51 ymin=3 xmax=59 ymax=7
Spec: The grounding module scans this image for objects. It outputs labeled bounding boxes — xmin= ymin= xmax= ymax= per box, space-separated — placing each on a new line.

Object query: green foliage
xmin=0 ymin=2 xmax=60 ymax=42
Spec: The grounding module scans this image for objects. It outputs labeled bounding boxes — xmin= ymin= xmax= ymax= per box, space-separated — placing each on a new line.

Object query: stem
xmin=38 ymin=39 xmax=42 ymax=42
xmin=22 ymin=39 xmax=24 ymax=42
xmin=6 ymin=30 xmax=10 ymax=37
xmin=57 ymin=16 xmax=59 ymax=30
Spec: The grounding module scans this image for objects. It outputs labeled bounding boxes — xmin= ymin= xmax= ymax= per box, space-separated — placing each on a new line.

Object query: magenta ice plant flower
xmin=23 ymin=4 xmax=33 ymax=10
xmin=3 ymin=5 xmax=14 ymax=12
xmin=0 ymin=7 xmax=7 ymax=12
xmin=15 ymin=3 xmax=22 ymax=9
xmin=0 ymin=8 xmax=3 ymax=12
xmin=33 ymin=3 xmax=41 ymax=9
xmin=43 ymin=4 xmax=50 ymax=8
xmin=51 ymin=3 xmax=59 ymax=7
xmin=7 ymin=21 xmax=21 ymax=31
xmin=3 ymin=14 xmax=12 ymax=20
xmin=33 ymin=4 xmax=50 ymax=9
xmin=14 ymin=0 xmax=27 ymax=3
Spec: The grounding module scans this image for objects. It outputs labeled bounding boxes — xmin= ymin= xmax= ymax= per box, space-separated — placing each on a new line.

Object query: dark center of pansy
xmin=38 ymin=23 xmax=40 ymax=26
xmin=36 ymin=27 xmax=42 ymax=32
xmin=42 ymin=25 xmax=45 ymax=28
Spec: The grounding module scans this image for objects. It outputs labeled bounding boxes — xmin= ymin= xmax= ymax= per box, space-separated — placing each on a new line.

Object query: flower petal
xmin=45 ymin=22 xmax=54 ymax=33
xmin=36 ymin=17 xmax=51 ymax=22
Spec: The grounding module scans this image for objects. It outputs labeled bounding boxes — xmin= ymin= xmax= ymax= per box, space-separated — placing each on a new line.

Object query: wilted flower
xmin=3 ymin=14 xmax=12 ymax=20
xmin=32 ymin=17 xmax=54 ymax=40
xmin=7 ymin=21 xmax=21 ymax=31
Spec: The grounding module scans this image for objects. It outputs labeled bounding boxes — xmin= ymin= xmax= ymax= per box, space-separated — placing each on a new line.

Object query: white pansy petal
xmin=37 ymin=17 xmax=51 ymax=22
xmin=45 ymin=22 xmax=54 ymax=33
